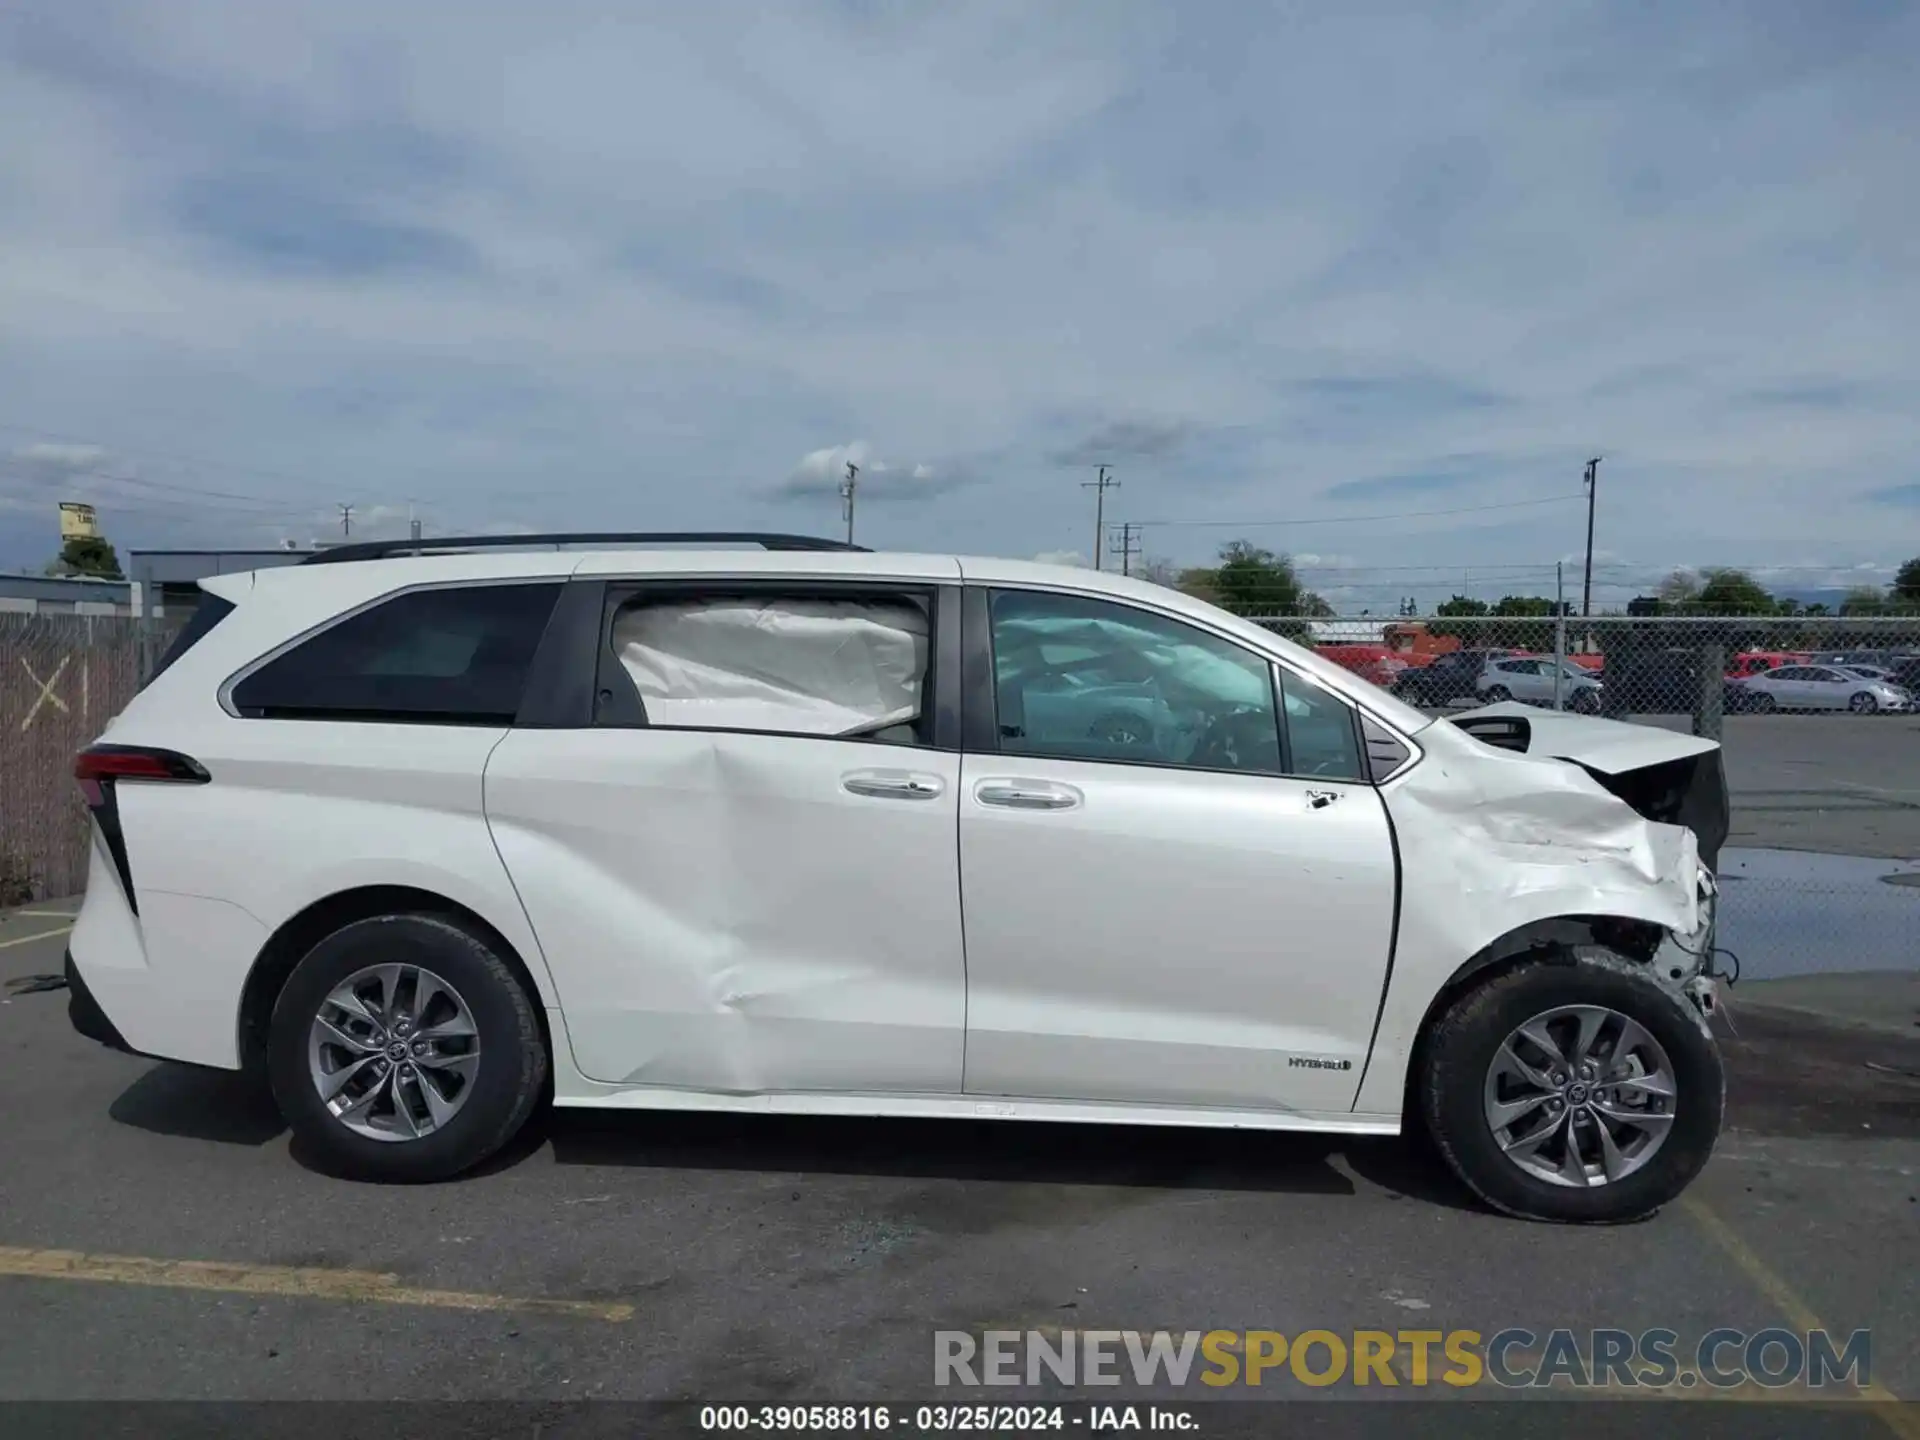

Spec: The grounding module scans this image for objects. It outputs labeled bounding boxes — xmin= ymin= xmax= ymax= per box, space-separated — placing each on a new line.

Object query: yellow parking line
xmin=1682 ymin=1196 xmax=1916 ymax=1439
xmin=0 ymin=1245 xmax=633 ymax=1322
xmin=0 ymin=925 xmax=71 ymax=951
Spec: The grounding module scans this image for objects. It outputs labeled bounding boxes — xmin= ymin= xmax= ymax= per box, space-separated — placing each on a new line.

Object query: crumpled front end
xmin=1354 ymin=713 xmax=1725 ymax=1116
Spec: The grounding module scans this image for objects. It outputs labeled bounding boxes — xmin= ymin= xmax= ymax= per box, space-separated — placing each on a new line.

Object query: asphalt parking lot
xmin=1 ymin=905 xmax=1915 ymax=1425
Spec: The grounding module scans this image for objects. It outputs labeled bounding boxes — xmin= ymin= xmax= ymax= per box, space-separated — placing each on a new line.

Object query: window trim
xmin=585 ymin=577 xmax=962 ymax=752
xmin=219 ymin=578 xmax=565 ymax=726
xmin=964 ymin=582 xmax=1412 ymax=785
xmin=1274 ymin=662 xmax=1373 ymax=786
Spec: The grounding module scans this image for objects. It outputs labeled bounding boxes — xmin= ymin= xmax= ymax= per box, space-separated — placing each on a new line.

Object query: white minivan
xmin=66 ymin=533 xmax=1732 ymax=1222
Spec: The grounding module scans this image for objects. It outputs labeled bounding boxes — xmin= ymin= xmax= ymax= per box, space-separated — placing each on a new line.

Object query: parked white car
xmin=1476 ymin=656 xmax=1604 ymax=713
xmin=1732 ymin=664 xmax=1912 ymax=714
xmin=65 ymin=534 xmax=1731 ymax=1222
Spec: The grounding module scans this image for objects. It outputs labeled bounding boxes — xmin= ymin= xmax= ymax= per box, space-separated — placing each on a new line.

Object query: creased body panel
xmin=1354 ymin=720 xmax=1702 ymax=1115
xmin=483 ymin=729 xmax=966 ymax=1094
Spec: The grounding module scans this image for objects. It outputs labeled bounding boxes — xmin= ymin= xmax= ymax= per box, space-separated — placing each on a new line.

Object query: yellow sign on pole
xmin=58 ymin=502 xmax=99 ymax=540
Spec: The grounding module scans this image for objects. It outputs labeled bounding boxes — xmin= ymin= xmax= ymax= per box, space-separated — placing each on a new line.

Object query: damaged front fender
xmin=1353 ymin=713 xmax=1718 ymax=1116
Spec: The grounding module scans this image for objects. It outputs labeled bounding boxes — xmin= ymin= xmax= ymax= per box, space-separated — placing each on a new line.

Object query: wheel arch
xmin=1395 ymin=912 xmax=1668 ymax=1124
xmin=236 ymin=885 xmax=552 ymax=1074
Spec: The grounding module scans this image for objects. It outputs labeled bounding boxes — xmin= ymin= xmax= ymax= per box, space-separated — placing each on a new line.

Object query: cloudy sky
xmin=1 ymin=0 xmax=1915 ymax=609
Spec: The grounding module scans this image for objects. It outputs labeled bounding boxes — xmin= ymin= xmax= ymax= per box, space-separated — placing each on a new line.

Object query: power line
xmin=0 ymin=457 xmax=302 ymax=509
xmin=1129 ymin=494 xmax=1586 ymax=529
xmin=0 ymin=418 xmax=349 ymax=499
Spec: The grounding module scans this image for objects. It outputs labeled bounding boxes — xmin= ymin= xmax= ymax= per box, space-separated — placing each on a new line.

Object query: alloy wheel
xmin=1482 ymin=1004 xmax=1677 ymax=1188
xmin=307 ymin=963 xmax=481 ymax=1142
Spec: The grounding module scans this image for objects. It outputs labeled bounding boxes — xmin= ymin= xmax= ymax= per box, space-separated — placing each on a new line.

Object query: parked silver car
xmin=1733 ymin=664 xmax=1912 ymax=714
xmin=1476 ymin=656 xmax=1604 ymax=713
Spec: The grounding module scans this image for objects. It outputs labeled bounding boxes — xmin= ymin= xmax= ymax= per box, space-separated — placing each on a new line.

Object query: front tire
xmin=1484 ymin=685 xmax=1512 ymax=704
xmin=1850 ymin=692 xmax=1878 ymax=714
xmin=267 ymin=913 xmax=547 ymax=1182
xmin=1419 ymin=954 xmax=1723 ymax=1223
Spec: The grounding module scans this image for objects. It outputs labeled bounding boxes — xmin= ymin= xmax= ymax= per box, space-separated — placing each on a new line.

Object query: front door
xmin=485 ymin=578 xmax=967 ymax=1094
xmin=957 ymin=587 xmax=1399 ymax=1116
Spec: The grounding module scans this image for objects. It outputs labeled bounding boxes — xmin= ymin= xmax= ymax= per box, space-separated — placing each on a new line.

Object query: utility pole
xmin=409 ymin=500 xmax=421 ymax=544
xmin=1109 ymin=521 xmax=1142 ymax=577
xmin=1582 ymin=457 xmax=1601 ymax=617
xmin=1082 ymin=465 xmax=1119 ymax=569
xmin=337 ymin=503 xmax=354 ymax=538
xmin=839 ymin=462 xmax=859 ymax=545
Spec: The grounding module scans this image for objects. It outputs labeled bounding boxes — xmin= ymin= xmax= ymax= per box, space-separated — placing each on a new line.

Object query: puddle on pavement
xmin=1716 ymin=847 xmax=1920 ymax=980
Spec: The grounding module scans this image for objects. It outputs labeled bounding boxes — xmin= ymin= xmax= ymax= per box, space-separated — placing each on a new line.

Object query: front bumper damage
xmin=1444 ymin=701 xmax=1732 ymax=1018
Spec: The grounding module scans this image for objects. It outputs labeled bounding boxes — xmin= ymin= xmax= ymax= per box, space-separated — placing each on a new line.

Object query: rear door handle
xmin=974 ymin=779 xmax=1082 ymax=812
xmin=842 ymin=770 xmax=946 ymax=801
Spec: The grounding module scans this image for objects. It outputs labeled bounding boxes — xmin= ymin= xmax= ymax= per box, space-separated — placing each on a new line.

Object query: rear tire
xmin=1419 ymin=953 xmax=1723 ymax=1223
xmin=267 ymin=913 xmax=547 ymax=1183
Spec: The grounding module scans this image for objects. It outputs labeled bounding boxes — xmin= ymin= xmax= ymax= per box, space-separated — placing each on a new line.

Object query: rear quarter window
xmin=229 ymin=582 xmax=562 ymax=724
xmin=143 ymin=593 xmax=237 ymax=688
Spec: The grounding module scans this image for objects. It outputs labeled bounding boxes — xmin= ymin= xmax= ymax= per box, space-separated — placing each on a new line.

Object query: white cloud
xmin=0 ymin=2 xmax=1915 ymax=573
xmin=1032 ymin=549 xmax=1087 ymax=568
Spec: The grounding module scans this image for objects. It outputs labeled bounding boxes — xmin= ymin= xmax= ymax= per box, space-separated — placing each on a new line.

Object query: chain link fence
xmin=0 ymin=612 xmax=179 ymax=904
xmin=1285 ymin=613 xmax=1920 ymax=728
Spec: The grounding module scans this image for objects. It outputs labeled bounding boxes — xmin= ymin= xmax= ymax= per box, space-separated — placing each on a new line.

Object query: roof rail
xmin=300 ymin=531 xmax=869 ymax=566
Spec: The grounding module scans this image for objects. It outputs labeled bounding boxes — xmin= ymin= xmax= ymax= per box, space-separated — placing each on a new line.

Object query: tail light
xmin=72 ymin=745 xmax=209 ymax=912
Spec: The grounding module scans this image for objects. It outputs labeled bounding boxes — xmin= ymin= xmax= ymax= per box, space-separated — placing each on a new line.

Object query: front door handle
xmin=1305 ymin=789 xmax=1342 ymax=810
xmin=974 ymin=779 xmax=1082 ymax=812
xmin=843 ymin=770 xmax=946 ymax=801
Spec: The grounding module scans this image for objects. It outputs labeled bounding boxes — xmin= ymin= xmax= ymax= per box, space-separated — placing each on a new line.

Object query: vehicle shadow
xmin=108 ymin=1062 xmax=287 ymax=1146
xmin=104 ymin=1062 xmax=1486 ymax=1214
xmin=537 ymin=1108 xmax=1484 ymax=1212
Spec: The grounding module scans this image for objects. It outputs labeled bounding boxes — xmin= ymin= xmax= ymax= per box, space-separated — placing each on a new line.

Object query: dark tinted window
xmin=232 ymin=583 xmax=561 ymax=724
xmin=144 ymin=593 xmax=236 ymax=688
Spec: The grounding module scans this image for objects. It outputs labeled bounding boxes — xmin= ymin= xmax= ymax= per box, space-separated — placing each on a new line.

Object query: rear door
xmin=483 ymin=570 xmax=970 ymax=1095
xmin=955 ymin=584 xmax=1400 ymax=1116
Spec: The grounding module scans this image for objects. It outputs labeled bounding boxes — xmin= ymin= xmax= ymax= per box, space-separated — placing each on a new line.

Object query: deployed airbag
xmin=613 ymin=597 xmax=928 ymax=736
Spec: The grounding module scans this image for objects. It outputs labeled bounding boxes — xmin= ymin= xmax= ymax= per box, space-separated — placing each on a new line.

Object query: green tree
xmin=1693 ymin=567 xmax=1774 ymax=615
xmin=1194 ymin=542 xmax=1312 ymax=617
xmin=1179 ymin=541 xmax=1332 ymax=638
xmin=1488 ymin=595 xmax=1561 ymax=651
xmin=1428 ymin=594 xmax=1490 ymax=643
xmin=1895 ymin=558 xmax=1920 ymax=604
xmin=1839 ymin=585 xmax=1889 ymax=616
xmin=51 ymin=535 xmax=124 ymax=579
